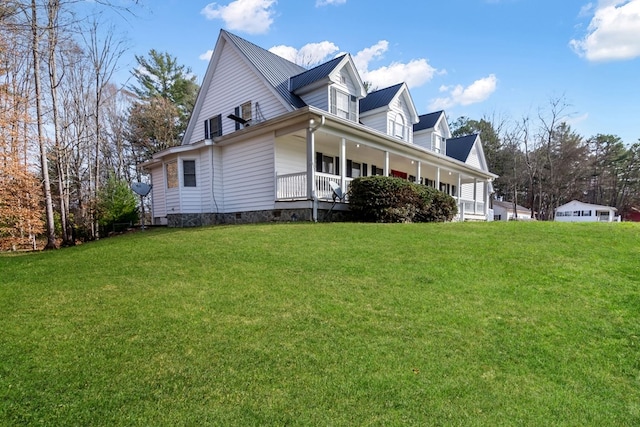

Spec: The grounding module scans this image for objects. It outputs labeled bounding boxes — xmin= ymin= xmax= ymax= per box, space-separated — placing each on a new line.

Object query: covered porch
xmin=273 ymin=114 xmax=494 ymax=221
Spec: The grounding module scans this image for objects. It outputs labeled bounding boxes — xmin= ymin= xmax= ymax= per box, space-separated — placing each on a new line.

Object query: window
xmin=183 ymin=160 xmax=196 ymax=187
xmin=573 ymin=211 xmax=581 ymax=216
xmin=204 ymin=115 xmax=222 ymax=139
xmin=431 ymin=134 xmax=443 ymax=152
xmin=330 ymin=88 xmax=357 ymax=121
xmin=347 ymin=160 xmax=362 ymax=178
xmin=166 ymin=161 xmax=178 ymax=189
xmin=389 ymin=113 xmax=406 ymax=140
xmin=370 ymin=165 xmax=384 ymax=176
xmin=234 ymin=101 xmax=252 ymax=130
xmin=582 ymin=210 xmax=591 ymax=216
xmin=316 ymin=152 xmax=337 ymax=174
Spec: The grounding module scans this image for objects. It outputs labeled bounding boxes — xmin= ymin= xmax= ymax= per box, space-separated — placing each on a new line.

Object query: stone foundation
xmin=166 ymin=208 xmax=353 ymax=227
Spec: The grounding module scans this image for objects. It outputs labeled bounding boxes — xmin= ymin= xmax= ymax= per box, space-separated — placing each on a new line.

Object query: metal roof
xmin=446 ymin=134 xmax=478 ymax=162
xmin=222 ymin=30 xmax=307 ymax=109
xmin=359 ymin=83 xmax=403 ymax=113
xmin=290 ymin=55 xmax=346 ymax=92
xmin=413 ymin=110 xmax=444 ymax=132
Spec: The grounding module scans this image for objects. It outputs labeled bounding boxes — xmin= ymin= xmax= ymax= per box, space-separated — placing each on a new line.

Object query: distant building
xmin=492 ymin=200 xmax=532 ymax=221
xmin=555 ymin=200 xmax=620 ymax=222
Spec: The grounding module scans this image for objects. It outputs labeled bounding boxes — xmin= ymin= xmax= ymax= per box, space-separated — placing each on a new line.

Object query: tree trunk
xmin=31 ymin=0 xmax=57 ymax=249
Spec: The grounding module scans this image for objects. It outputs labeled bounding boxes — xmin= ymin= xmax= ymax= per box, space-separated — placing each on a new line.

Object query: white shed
xmin=555 ymin=200 xmax=620 ymax=222
xmin=493 ymin=200 xmax=532 ymax=221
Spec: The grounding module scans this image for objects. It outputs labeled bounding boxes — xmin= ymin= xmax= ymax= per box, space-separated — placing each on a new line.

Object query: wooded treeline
xmin=1 ymin=3 xmax=639 ymax=250
xmin=0 ymin=0 xmax=197 ymax=250
xmin=450 ymin=98 xmax=640 ymax=220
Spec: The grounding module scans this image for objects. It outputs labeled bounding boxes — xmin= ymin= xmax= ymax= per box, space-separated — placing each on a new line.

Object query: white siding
xmin=165 ymin=187 xmax=180 ymax=215
xmin=360 ymin=112 xmax=388 ymax=135
xmin=212 ymin=146 xmax=224 ymax=212
xmin=222 ymin=133 xmax=275 ymax=212
xmin=198 ymin=149 xmax=213 ymax=212
xmin=180 ymin=157 xmax=202 ymax=213
xmin=150 ymin=164 xmax=166 ymax=220
xmin=188 ymin=42 xmax=288 ymax=145
xmin=275 ymin=136 xmax=307 ymax=174
xmin=413 ymin=130 xmax=433 ymax=151
xmin=300 ymin=87 xmax=328 ymax=111
xmin=466 ymin=144 xmax=481 ymax=169
xmin=460 ymin=181 xmax=485 ymax=202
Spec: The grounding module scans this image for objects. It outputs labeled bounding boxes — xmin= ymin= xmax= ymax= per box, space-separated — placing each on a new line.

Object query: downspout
xmin=307 ymin=115 xmax=325 ymax=222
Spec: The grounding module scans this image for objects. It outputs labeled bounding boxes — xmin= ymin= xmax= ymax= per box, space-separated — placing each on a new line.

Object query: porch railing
xmin=276 ymin=172 xmax=352 ymax=201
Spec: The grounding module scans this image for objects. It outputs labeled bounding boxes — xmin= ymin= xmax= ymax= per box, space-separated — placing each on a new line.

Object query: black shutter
xmin=204 ymin=119 xmax=210 ymax=139
xmin=335 ymin=156 xmax=340 ymax=175
xmin=363 ymin=163 xmax=368 ymax=176
xmin=316 ymin=152 xmax=323 ymax=172
xmin=346 ymin=159 xmax=352 ymax=178
xmin=217 ymin=115 xmax=223 ymax=136
xmin=234 ymin=107 xmax=240 ymax=131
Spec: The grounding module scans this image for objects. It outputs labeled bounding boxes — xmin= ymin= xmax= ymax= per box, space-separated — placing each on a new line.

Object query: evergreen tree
xmin=128 ymin=49 xmax=199 ymax=143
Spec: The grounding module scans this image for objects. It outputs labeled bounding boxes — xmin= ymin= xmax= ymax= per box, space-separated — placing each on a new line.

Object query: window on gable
xmin=183 ymin=160 xmax=196 ymax=187
xmin=389 ymin=113 xmax=406 ymax=140
xmin=204 ymin=115 xmax=222 ymax=139
xmin=166 ymin=161 xmax=178 ymax=189
xmin=234 ymin=101 xmax=252 ymax=130
xmin=330 ymin=88 xmax=357 ymax=122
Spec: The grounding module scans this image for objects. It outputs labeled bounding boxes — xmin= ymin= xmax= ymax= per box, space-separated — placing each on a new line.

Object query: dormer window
xmin=390 ymin=113 xmax=406 ymax=140
xmin=330 ymin=88 xmax=356 ymax=121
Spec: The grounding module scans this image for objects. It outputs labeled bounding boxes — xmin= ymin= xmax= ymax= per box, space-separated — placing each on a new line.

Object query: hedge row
xmin=348 ymin=176 xmax=458 ymax=223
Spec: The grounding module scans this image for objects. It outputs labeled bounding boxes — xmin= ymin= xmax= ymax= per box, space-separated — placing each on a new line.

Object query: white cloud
xmin=429 ymin=74 xmax=498 ymax=110
xmin=269 ymin=41 xmax=339 ymax=66
xmin=353 ymin=40 xmax=388 ymax=71
xmin=363 ymin=59 xmax=438 ymax=89
xmin=353 ymin=41 xmax=441 ymax=90
xmin=570 ymin=0 xmax=640 ymax=61
xmin=316 ymin=0 xmax=346 ymax=6
xmin=201 ymin=0 xmax=276 ymax=35
xmin=199 ymin=50 xmax=214 ymax=61
xmin=269 ymin=38 xmax=440 ymax=91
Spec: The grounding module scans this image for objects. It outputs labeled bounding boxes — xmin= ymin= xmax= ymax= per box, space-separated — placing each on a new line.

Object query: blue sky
xmin=113 ymin=0 xmax=640 ymax=145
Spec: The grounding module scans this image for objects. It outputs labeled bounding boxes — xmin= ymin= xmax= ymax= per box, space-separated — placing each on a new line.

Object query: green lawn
xmin=1 ymin=222 xmax=639 ymax=426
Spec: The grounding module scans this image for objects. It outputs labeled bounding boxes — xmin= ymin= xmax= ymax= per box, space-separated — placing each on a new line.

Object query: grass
xmin=1 ymin=221 xmax=639 ymax=426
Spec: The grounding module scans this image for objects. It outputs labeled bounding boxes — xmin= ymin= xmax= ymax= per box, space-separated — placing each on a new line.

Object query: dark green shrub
xmin=96 ymin=174 xmax=139 ymax=232
xmin=415 ymin=185 xmax=458 ymax=222
xmin=348 ymin=176 xmax=458 ymax=223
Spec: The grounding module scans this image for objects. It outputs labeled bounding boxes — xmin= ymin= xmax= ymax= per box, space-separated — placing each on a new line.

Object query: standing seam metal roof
xmin=289 ymin=55 xmax=346 ymax=92
xmin=413 ymin=110 xmax=444 ymax=132
xmin=445 ymin=134 xmax=478 ymax=162
xmin=359 ymin=83 xmax=403 ymax=113
xmin=222 ymin=30 xmax=307 ymax=109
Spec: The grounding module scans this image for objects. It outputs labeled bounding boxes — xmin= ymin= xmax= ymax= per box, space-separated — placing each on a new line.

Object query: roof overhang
xmin=144 ymin=106 xmax=497 ymax=181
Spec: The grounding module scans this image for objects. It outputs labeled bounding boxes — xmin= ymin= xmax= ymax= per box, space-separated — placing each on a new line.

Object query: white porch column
xmin=306 ymin=126 xmax=317 ymax=221
xmin=340 ymin=138 xmax=346 ymax=191
xmin=484 ymin=179 xmax=490 ymax=218
xmin=384 ymin=151 xmax=390 ymax=176
xmin=473 ymin=178 xmax=478 ymax=213
xmin=457 ymin=173 xmax=462 ymax=200
xmin=416 ymin=162 xmax=421 ymax=184
xmin=435 ymin=167 xmax=440 ymax=190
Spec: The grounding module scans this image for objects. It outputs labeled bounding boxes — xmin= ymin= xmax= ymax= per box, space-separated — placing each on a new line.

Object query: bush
xmin=348 ymin=176 xmax=458 ymax=223
xmin=96 ymin=175 xmax=139 ymax=232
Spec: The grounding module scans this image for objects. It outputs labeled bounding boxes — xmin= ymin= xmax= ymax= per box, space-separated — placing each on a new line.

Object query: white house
xmin=555 ymin=200 xmax=620 ymax=222
xmin=142 ymin=30 xmax=497 ymax=226
xmin=492 ymin=200 xmax=533 ymax=221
